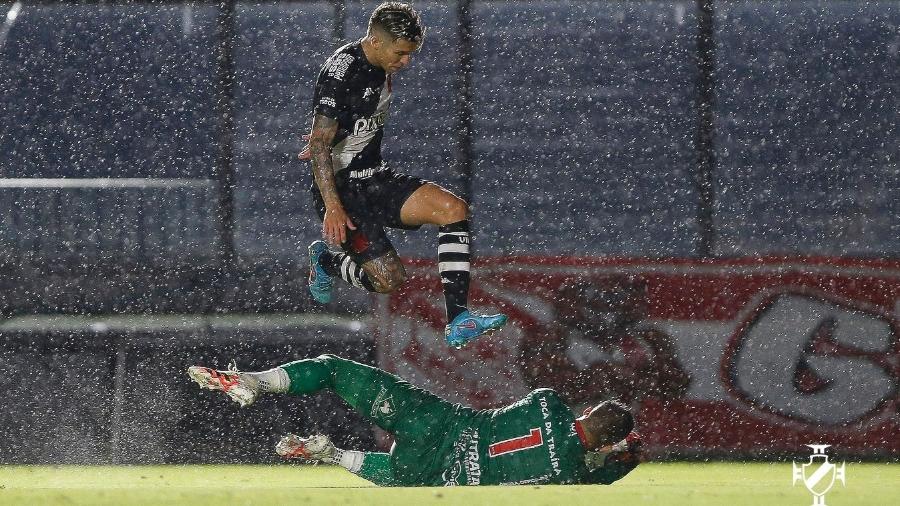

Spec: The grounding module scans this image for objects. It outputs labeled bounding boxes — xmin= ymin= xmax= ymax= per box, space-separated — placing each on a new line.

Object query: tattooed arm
xmin=307 ymin=114 xmax=356 ymax=246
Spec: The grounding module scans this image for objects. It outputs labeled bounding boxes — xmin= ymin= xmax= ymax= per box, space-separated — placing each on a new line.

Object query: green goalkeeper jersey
xmin=397 ymin=388 xmax=593 ymax=486
xmin=278 ymin=355 xmax=632 ymax=487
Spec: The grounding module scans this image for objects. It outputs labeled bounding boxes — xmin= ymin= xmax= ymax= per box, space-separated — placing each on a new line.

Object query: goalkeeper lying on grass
xmin=188 ymin=354 xmax=641 ymax=486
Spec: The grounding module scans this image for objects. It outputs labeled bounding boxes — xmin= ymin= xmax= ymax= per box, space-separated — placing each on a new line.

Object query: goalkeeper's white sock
xmin=330 ymin=448 xmax=365 ymax=473
xmin=243 ymin=368 xmax=290 ymax=393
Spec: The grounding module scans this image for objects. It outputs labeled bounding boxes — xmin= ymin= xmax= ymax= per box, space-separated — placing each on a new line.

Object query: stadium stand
xmin=714 ymin=1 xmax=900 ymax=255
xmin=1 ymin=1 xmax=896 ymax=265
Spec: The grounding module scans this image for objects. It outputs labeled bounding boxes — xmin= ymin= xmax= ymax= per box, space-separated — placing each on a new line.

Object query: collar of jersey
xmin=574 ymin=420 xmax=589 ymax=449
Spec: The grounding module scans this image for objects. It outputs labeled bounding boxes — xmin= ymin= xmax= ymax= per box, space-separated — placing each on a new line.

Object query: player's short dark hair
xmin=369 ymin=2 xmax=426 ymax=44
xmin=592 ymin=400 xmax=634 ymax=446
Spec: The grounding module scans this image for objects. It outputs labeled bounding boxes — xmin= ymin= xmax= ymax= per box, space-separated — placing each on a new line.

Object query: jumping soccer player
xmin=188 ymin=355 xmax=641 ymax=486
xmin=301 ymin=2 xmax=506 ymax=348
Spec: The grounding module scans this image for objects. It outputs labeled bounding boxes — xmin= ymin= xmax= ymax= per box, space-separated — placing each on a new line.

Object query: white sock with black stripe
xmin=339 ymin=255 xmax=365 ymax=289
xmin=438 ymin=220 xmax=471 ymax=322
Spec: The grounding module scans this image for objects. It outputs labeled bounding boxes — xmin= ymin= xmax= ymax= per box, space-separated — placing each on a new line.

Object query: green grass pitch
xmin=0 ymin=462 xmax=896 ymax=505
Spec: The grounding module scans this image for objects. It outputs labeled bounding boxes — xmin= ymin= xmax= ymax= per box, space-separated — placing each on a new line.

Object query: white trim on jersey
xmin=331 ymin=73 xmax=393 ymax=173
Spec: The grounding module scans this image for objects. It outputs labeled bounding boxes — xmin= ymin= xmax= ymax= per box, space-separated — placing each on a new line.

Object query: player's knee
xmin=442 ymin=196 xmax=468 ymax=223
xmin=371 ymin=270 xmax=407 ymax=293
xmin=315 ymin=354 xmax=358 ymax=375
xmin=363 ymin=253 xmax=408 ymax=293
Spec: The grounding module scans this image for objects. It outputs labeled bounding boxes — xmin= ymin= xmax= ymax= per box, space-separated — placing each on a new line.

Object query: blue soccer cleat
xmin=308 ymin=240 xmax=333 ymax=303
xmin=445 ymin=310 xmax=508 ymax=349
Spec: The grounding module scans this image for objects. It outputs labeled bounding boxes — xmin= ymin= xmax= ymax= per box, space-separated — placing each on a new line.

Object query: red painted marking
xmin=377 ymin=255 xmax=900 ymax=456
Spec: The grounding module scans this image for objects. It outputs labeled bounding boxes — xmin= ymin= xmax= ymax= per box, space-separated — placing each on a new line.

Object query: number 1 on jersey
xmin=488 ymin=428 xmax=543 ymax=457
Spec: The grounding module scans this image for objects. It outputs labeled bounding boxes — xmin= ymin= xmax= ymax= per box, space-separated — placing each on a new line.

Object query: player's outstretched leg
xmin=438 ymin=220 xmax=508 ymax=348
xmin=189 ymin=355 xmax=448 ymax=486
xmin=308 ymin=240 xmax=379 ymax=303
xmin=399 ymin=185 xmax=509 ymax=348
xmin=187 ymin=362 xmax=263 ymax=408
xmin=189 ymin=355 xmax=452 ymax=446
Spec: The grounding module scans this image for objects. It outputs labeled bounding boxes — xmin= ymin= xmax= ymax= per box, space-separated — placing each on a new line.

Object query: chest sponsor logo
xmin=445 ymin=429 xmax=481 ymax=486
xmin=464 ymin=431 xmax=481 ymax=485
xmin=319 ymin=96 xmax=336 ymax=108
xmin=353 ymin=111 xmax=387 ymax=136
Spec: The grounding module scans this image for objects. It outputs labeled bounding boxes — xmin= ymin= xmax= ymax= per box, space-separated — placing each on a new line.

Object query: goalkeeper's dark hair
xmin=368 ymin=2 xmax=426 ymax=44
xmin=587 ymin=400 xmax=634 ymax=447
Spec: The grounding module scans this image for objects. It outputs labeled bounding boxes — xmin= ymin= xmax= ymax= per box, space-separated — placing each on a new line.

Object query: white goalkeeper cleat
xmin=187 ymin=362 xmax=260 ymax=408
xmin=275 ymin=434 xmax=336 ymax=462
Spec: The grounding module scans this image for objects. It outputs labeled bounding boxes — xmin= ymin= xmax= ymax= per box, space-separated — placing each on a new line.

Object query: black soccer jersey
xmin=313 ymin=40 xmax=392 ymax=175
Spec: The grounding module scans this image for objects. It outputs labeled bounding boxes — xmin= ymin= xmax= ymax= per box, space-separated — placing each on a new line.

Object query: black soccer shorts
xmin=311 ymin=168 xmax=428 ymax=263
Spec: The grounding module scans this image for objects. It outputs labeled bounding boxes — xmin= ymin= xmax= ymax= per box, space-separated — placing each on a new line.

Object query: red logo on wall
xmin=378 ymin=256 xmax=900 ymax=456
xmin=721 ymin=290 xmax=899 ymax=427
